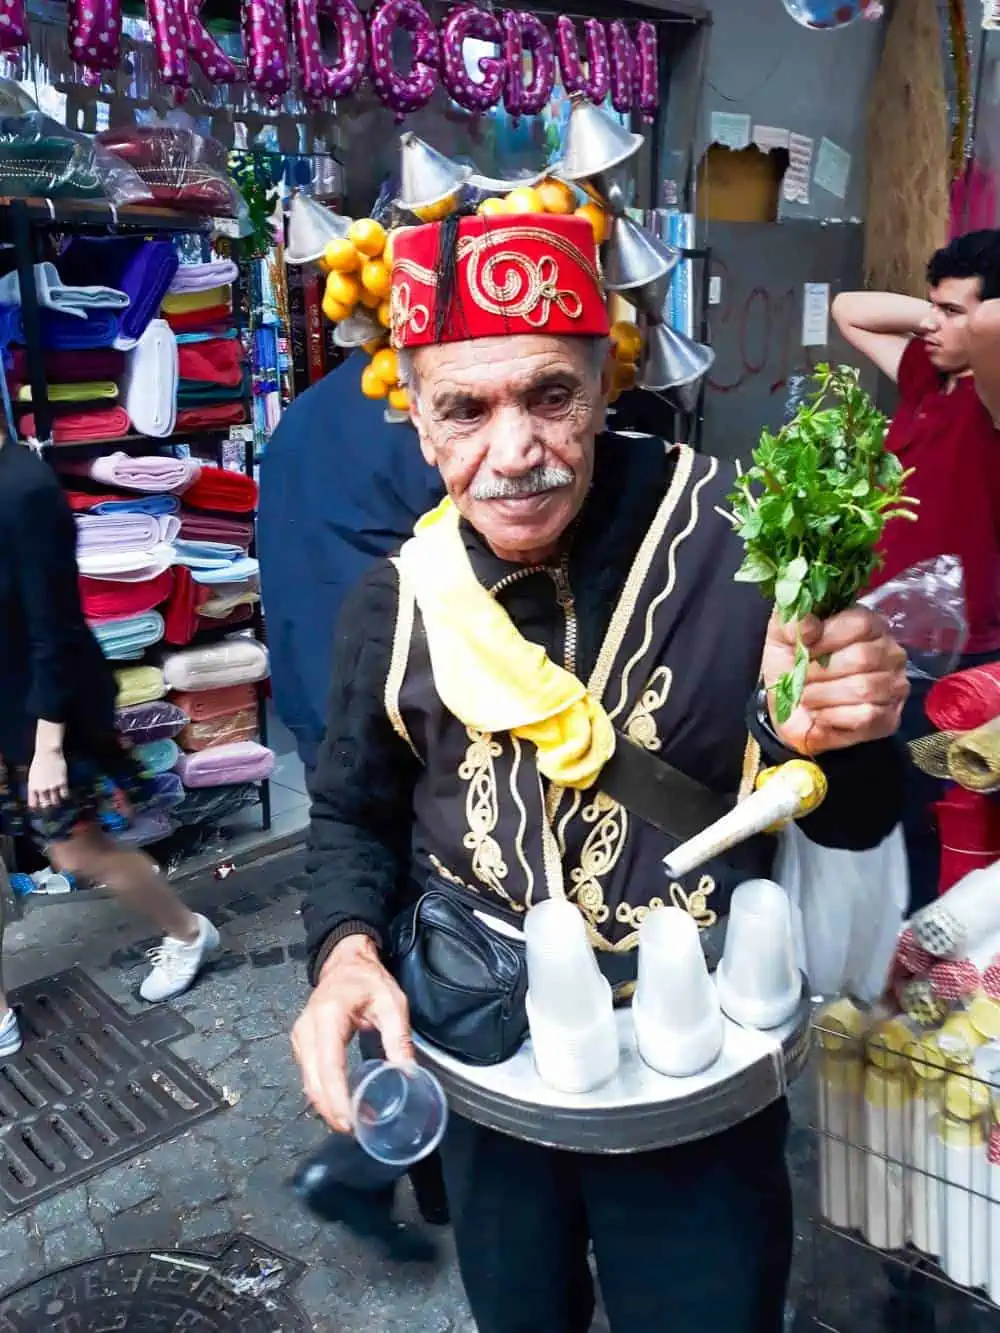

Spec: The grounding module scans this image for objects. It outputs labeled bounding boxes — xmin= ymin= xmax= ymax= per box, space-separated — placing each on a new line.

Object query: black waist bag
xmin=389 ymin=887 xmax=528 ymax=1067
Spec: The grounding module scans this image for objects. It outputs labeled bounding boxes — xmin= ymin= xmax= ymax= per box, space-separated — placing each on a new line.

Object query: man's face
xmin=408 ymin=334 xmax=607 ymax=565
xmin=921 ymin=275 xmax=983 ymax=372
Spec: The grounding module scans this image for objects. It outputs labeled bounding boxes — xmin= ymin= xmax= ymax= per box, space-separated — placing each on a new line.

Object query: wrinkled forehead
xmin=411 ymin=334 xmax=599 ymax=408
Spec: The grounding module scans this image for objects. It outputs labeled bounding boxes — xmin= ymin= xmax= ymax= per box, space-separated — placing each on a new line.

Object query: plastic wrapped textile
xmin=179 ymin=708 xmax=258 ymax=752
xmin=95 ymin=125 xmax=241 ymax=217
xmin=171 ymin=782 xmax=258 ymax=827
xmin=169 ymin=683 xmax=256 ymax=721
xmin=145 ymin=771 xmax=185 ymax=811
xmin=0 ymin=80 xmax=149 ymax=205
xmin=109 ymin=810 xmax=177 ymax=846
xmin=174 ymin=741 xmax=274 ymax=787
xmin=162 ymin=640 xmax=269 ymax=691
xmin=927 ymin=661 xmax=1000 ymax=732
xmin=860 ymin=555 xmax=968 ymax=682
xmin=134 ymin=738 xmax=180 ymax=775
xmin=115 ymin=700 xmax=189 ymax=744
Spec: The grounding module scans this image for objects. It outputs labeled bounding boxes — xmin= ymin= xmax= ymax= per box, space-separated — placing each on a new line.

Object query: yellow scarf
xmin=160 ymin=286 xmax=231 ymax=315
xmin=396 ymin=498 xmax=615 ymax=790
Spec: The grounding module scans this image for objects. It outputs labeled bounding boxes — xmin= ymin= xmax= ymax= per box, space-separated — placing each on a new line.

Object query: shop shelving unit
xmin=0 ymin=196 xmax=272 ymax=863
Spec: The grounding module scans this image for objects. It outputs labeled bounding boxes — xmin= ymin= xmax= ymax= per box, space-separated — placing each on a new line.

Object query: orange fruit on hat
xmin=371 ymin=347 xmax=399 ymax=386
xmin=613 ymin=361 xmax=638 ymax=394
xmin=504 ymin=186 xmax=545 ymax=215
xmin=362 ymin=259 xmax=392 ymax=300
xmin=326 ymin=270 xmax=361 ymax=307
xmin=376 ymin=300 xmax=393 ymax=330
xmin=322 ymin=295 xmax=351 ymax=323
xmin=413 ymin=192 xmax=459 ymax=223
xmin=362 ymin=336 xmax=387 ymax=355
xmin=610 ymin=320 xmax=643 ymax=364
xmin=361 ymin=364 xmax=390 ymax=399
xmin=348 ymin=218 xmax=387 ymax=258
xmin=536 ymin=178 xmax=576 ymax=215
xmin=575 ymin=202 xmax=611 ymax=246
xmin=478 ymin=196 xmax=507 ymax=217
xmin=358 ymin=287 xmax=382 ymax=310
xmin=323 ymin=238 xmax=360 ymax=273
xmin=388 ymin=386 xmax=410 ymax=412
xmin=383 ymin=231 xmax=396 ymax=266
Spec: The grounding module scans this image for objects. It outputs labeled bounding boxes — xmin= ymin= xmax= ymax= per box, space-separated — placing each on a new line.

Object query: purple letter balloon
xmin=368 ymin=0 xmax=439 ymax=119
xmin=502 ymin=10 xmax=555 ymax=120
xmin=441 ymin=6 xmax=503 ymax=114
xmin=556 ymin=16 xmax=610 ymax=107
xmin=294 ymin=0 xmax=367 ymax=103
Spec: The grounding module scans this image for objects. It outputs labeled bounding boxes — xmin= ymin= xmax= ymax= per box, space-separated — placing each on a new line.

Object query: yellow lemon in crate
xmin=477 ymin=196 xmax=507 ymax=217
xmin=362 ymin=259 xmax=392 ymax=300
xmin=575 ymin=202 xmax=611 ymax=246
xmin=323 ymin=238 xmax=360 ymax=273
xmin=326 ymin=271 xmax=361 ymax=308
xmin=361 ymin=364 xmax=390 ymax=399
xmin=371 ymin=347 xmax=399 ymax=386
xmin=610 ymin=320 xmax=643 ymax=364
xmin=388 ymin=386 xmax=410 ymax=412
xmin=349 ymin=218 xmax=387 ymax=258
xmin=322 ymin=296 xmax=351 ymax=323
xmin=504 ymin=186 xmax=545 ymax=215
xmin=413 ymin=192 xmax=459 ymax=222
xmin=536 ymin=178 xmax=576 ymax=215
xmin=376 ymin=300 xmax=393 ymax=330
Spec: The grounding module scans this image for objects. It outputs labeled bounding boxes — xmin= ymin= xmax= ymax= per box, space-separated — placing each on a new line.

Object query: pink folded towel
xmin=58 ymin=451 xmax=201 ymax=495
xmin=174 ymin=741 xmax=274 ymax=788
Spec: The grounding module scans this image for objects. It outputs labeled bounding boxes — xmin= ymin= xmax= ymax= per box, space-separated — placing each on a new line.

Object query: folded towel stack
xmin=90 ymin=611 xmax=165 ymax=661
xmin=165 ymin=646 xmax=271 ymax=784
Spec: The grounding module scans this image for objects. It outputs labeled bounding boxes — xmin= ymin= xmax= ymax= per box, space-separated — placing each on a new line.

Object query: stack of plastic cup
xmin=524 ymin=898 xmax=619 ymax=1094
xmin=715 ymin=879 xmax=802 ymax=1030
xmin=633 ymin=906 xmax=724 ymax=1077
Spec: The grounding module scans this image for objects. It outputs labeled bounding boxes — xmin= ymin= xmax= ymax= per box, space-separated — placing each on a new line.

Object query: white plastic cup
xmin=716 ymin=879 xmax=802 ymax=1030
xmin=527 ymin=988 xmax=620 ymax=1094
xmin=348 ymin=1060 xmax=448 ymax=1167
xmin=524 ymin=898 xmax=607 ymax=1030
xmin=633 ymin=906 xmax=724 ymax=1077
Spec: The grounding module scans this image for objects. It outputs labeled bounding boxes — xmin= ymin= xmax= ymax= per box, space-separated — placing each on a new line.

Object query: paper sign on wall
xmin=985 ymin=0 xmax=1000 ymax=29
xmin=753 ymin=125 xmax=790 ymax=152
xmin=783 ymin=134 xmax=814 ymax=205
xmin=802 ymin=283 xmax=831 ymax=347
xmin=710 ymin=111 xmax=752 ymax=150
xmin=814 ymin=137 xmax=852 ymax=199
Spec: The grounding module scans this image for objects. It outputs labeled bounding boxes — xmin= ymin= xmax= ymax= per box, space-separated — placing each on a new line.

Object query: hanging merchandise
xmin=781 ymin=0 xmax=883 ymax=28
xmin=67 ymin=0 xmax=122 ymax=82
xmin=367 ymin=0 xmax=440 ymax=119
xmin=555 ymin=17 xmax=611 ymax=106
xmin=187 ymin=0 xmax=243 ymax=84
xmin=293 ymin=0 xmax=368 ymax=104
xmin=440 ymin=6 xmax=505 ymax=115
xmin=242 ymin=0 xmax=292 ymax=98
xmin=0 ymin=0 xmax=28 ymax=56
xmin=501 ymin=12 xmax=556 ymax=121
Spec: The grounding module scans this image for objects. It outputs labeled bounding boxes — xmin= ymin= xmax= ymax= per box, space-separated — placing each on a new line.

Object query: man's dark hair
xmin=927 ymin=229 xmax=1000 ymax=301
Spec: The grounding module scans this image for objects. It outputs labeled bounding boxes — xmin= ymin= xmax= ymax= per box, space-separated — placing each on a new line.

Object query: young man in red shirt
xmin=834 ymin=229 xmax=1000 ymax=908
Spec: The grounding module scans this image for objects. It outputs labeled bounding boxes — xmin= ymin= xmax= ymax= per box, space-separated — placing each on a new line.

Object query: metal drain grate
xmin=0 ymin=969 xmax=224 ymax=1217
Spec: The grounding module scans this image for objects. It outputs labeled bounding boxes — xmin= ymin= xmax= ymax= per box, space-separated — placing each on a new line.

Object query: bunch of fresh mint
xmin=727 ymin=362 xmax=917 ymax=724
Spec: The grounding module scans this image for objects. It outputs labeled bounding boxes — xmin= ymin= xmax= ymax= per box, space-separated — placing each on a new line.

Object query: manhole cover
xmin=0 ymin=969 xmax=224 ymax=1217
xmin=0 ymin=1233 xmax=309 ymax=1331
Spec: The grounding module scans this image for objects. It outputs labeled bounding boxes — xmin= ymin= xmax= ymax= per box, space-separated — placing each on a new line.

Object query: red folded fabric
xmin=175 ymin=403 xmax=247 ymax=431
xmin=164 ymin=566 xmax=204 ymax=646
xmin=934 ymin=787 xmax=1000 ymax=893
xmin=182 ymin=465 xmax=259 ymax=514
xmin=178 ymin=512 xmax=253 ymax=547
xmin=926 ymin=663 xmax=1000 ymax=732
xmin=165 ymin=306 xmax=233 ymax=334
xmin=80 ymin=568 xmax=174 ymax=621
xmin=65 ymin=491 xmax=126 ymax=512
xmin=9 ymin=347 xmax=126 ymax=383
xmin=170 ymin=683 xmax=257 ymax=721
xmin=21 ymin=406 xmax=131 ymax=444
xmin=178 ymin=339 xmax=244 ymax=387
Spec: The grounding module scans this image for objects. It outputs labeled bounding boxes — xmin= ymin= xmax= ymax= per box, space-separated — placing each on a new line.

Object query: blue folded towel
xmin=91 ymin=495 xmax=180 ymax=517
xmin=191 ymin=556 xmax=260 ymax=586
xmin=0 ymin=304 xmax=121 ymax=350
xmin=135 ymin=739 xmax=180 ymax=775
xmin=176 ymin=328 xmax=239 ymax=345
xmin=173 ymin=539 xmax=246 ymax=570
xmin=90 ymin=611 xmax=165 ymax=661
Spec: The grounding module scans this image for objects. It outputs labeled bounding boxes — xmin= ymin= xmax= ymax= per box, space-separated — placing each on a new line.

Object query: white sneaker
xmin=139 ymin=915 xmax=220 ymax=1003
xmin=0 ymin=1009 xmax=21 ymax=1057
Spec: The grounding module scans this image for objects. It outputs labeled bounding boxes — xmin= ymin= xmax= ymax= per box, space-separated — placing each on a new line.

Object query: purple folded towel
xmin=75 ymin=512 xmax=179 ymax=553
xmin=174 ymin=742 xmax=274 ymax=788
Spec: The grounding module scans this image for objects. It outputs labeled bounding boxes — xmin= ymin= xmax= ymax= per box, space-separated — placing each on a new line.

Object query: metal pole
xmin=10 ymin=200 xmax=51 ymax=445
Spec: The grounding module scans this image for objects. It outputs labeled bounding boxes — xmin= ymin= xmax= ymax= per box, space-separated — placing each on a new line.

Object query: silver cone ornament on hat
xmin=333 ymin=309 xmax=383 ymax=349
xmin=397 ymin=132 xmax=472 ymax=214
xmin=285 ymin=192 xmax=353 ymax=266
xmin=557 ymin=96 xmax=644 ymax=183
xmin=639 ymin=322 xmax=715 ymax=395
xmin=602 ymin=215 xmax=682 ymax=292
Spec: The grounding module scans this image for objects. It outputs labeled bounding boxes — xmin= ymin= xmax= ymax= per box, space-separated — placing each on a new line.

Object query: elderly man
xmin=293 ymin=211 xmax=907 ymax=1333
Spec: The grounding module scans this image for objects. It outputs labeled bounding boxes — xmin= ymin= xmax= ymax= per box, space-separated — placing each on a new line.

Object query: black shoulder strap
xmin=599 ymin=732 xmax=736 ymax=844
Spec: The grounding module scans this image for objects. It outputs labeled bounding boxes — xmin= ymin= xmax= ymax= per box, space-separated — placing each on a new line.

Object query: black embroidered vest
xmin=386 ymin=447 xmax=775 ymax=957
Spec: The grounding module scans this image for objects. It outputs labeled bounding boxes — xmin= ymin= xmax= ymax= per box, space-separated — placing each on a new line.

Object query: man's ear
xmin=408 ymin=392 xmax=437 ymax=467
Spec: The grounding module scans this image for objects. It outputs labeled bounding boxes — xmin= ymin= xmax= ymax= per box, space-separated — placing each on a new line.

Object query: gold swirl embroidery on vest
xmin=567 ymin=792 xmax=628 ymax=927
xmin=428 ymin=853 xmax=479 ymax=896
xmin=459 ymin=728 xmax=520 ymax=908
xmin=457 ymin=228 xmax=593 ymax=327
xmin=613 ymin=876 xmax=717 ymax=931
xmin=389 ymin=277 xmax=430 ymax=346
xmin=623 ymin=666 xmax=673 ymax=752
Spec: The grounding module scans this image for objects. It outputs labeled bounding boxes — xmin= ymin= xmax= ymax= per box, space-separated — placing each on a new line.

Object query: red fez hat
xmin=389 ymin=213 xmax=609 ymax=350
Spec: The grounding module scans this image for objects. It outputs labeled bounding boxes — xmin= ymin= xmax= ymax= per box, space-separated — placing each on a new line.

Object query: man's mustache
xmin=471 ymin=466 xmax=574 ymax=501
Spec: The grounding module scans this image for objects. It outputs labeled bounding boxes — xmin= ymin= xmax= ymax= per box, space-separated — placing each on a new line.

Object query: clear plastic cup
xmin=633 ymin=906 xmax=724 ymax=1077
xmin=716 ymin=879 xmax=802 ymax=1030
xmin=349 ymin=1060 xmax=448 ymax=1167
xmin=524 ymin=898 xmax=607 ymax=1029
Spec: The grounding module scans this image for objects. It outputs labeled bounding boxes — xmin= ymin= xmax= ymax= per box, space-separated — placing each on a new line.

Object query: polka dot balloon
xmin=556 ymin=16 xmax=610 ymax=107
xmin=242 ymin=0 xmax=292 ymax=98
xmin=188 ymin=0 xmax=242 ymax=84
xmin=441 ymin=6 xmax=504 ymax=115
xmin=147 ymin=0 xmax=189 ymax=96
xmin=68 ymin=0 xmax=121 ymax=82
xmin=0 ymin=0 xmax=29 ymax=56
xmin=368 ymin=0 xmax=440 ymax=120
xmin=293 ymin=0 xmax=367 ymax=104
xmin=501 ymin=11 xmax=555 ymax=121
xmin=782 ymin=0 xmax=882 ymax=29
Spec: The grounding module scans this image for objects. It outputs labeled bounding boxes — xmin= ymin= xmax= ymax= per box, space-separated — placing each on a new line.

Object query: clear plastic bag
xmin=0 ymin=78 xmax=150 ymax=206
xmin=96 ymin=114 xmax=242 ymax=218
xmin=860 ymin=554 xmax=968 ymax=681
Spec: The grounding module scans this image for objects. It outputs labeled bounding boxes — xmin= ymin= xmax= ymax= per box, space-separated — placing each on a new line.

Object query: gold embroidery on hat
xmin=457 ymin=226 xmax=597 ymax=327
xmin=390 ymin=278 xmax=431 ymax=348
